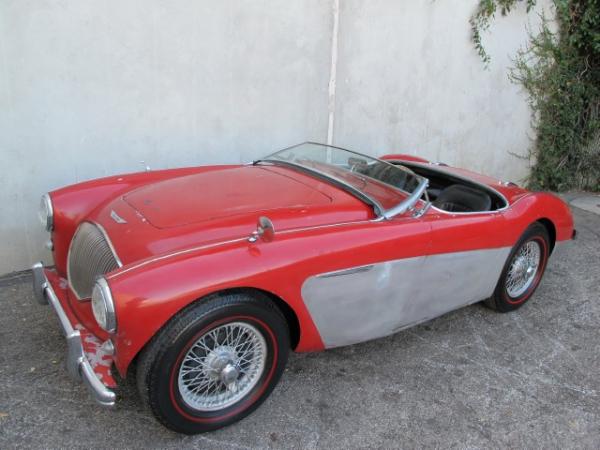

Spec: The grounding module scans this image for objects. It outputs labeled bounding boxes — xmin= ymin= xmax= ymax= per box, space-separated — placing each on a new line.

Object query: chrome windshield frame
xmin=382 ymin=177 xmax=429 ymax=219
xmin=254 ymin=142 xmax=430 ymax=220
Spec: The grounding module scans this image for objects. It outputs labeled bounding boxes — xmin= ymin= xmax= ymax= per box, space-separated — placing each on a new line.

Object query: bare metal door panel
xmin=302 ymin=246 xmax=510 ymax=348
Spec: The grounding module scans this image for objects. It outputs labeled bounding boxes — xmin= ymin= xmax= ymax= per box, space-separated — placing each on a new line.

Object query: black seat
xmin=433 ymin=184 xmax=492 ymax=212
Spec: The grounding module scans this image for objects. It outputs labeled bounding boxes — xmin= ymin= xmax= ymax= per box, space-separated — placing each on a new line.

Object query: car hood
xmin=122 ymin=165 xmax=333 ymax=229
xmin=90 ymin=165 xmax=371 ymax=265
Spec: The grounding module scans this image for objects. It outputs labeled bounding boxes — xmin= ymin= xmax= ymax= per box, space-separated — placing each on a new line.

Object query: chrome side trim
xmin=278 ymin=218 xmax=378 ymax=234
xmin=108 ymin=237 xmax=248 ymax=279
xmin=301 ymin=246 xmax=512 ymax=348
xmin=428 ymin=204 xmax=504 ymax=216
xmin=317 ymin=265 xmax=375 ymax=278
xmin=31 ymin=263 xmax=116 ymax=407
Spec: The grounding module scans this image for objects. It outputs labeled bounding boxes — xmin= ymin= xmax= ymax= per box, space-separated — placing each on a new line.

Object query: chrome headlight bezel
xmin=38 ymin=193 xmax=54 ymax=231
xmin=91 ymin=277 xmax=117 ymax=333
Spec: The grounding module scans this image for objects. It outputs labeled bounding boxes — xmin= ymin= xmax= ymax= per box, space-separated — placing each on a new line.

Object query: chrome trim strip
xmin=31 ymin=263 xmax=116 ymax=407
xmin=278 ymin=218 xmax=377 ymax=234
xmin=108 ymin=237 xmax=248 ymax=279
xmin=317 ymin=264 xmax=375 ymax=278
xmin=428 ymin=204 xmax=504 ymax=216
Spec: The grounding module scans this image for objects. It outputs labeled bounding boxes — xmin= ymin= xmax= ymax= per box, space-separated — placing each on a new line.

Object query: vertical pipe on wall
xmin=326 ymin=0 xmax=340 ymax=148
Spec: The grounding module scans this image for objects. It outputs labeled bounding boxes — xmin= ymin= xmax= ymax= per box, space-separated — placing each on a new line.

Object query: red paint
xmin=46 ymin=155 xmax=575 ymax=378
xmin=381 ymin=153 xmax=431 ymax=163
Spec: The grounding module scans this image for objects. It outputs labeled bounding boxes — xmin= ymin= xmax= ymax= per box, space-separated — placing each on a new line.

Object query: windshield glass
xmin=258 ymin=142 xmax=423 ymax=213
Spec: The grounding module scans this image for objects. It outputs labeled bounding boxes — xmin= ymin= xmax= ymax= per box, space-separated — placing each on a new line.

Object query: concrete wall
xmin=0 ymin=0 xmax=549 ymax=274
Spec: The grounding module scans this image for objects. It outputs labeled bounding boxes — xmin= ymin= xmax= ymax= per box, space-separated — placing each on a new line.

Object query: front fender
xmin=105 ymin=217 xmax=428 ymax=377
xmin=106 ymin=237 xmax=327 ymax=377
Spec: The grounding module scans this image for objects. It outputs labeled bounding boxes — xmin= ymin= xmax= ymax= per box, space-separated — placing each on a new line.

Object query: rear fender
xmin=503 ymin=192 xmax=574 ymax=244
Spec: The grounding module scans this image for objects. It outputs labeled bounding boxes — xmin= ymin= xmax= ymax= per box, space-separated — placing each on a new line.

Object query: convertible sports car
xmin=32 ymin=142 xmax=575 ymax=433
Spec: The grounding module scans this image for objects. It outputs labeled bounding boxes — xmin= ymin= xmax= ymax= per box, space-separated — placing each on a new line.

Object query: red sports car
xmin=32 ymin=142 xmax=575 ymax=433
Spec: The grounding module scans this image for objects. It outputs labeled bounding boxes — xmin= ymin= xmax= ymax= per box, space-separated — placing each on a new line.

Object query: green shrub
xmin=471 ymin=0 xmax=600 ymax=191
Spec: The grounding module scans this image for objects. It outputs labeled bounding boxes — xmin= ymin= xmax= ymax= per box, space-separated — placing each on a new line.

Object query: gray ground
xmin=1 ymin=197 xmax=599 ymax=449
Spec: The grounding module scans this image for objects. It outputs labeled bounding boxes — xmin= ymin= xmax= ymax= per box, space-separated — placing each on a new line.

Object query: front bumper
xmin=32 ymin=262 xmax=116 ymax=407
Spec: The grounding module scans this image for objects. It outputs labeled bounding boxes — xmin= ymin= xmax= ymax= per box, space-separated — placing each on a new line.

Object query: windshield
xmin=257 ymin=142 xmax=424 ymax=215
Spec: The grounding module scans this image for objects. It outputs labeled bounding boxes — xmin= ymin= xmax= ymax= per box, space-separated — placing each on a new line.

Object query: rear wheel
xmin=136 ymin=292 xmax=290 ymax=434
xmin=486 ymin=223 xmax=550 ymax=312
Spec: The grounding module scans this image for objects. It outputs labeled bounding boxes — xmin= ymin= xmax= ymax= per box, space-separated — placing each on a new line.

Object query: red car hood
xmin=122 ymin=165 xmax=334 ymax=229
xmin=90 ymin=165 xmax=372 ymax=265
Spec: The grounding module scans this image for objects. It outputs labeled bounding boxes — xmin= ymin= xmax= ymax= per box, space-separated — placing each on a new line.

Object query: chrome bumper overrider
xmin=31 ymin=262 xmax=116 ymax=407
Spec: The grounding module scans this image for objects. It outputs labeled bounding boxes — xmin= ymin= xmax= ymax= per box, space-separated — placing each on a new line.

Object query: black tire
xmin=486 ymin=222 xmax=550 ymax=312
xmin=136 ymin=291 xmax=290 ymax=434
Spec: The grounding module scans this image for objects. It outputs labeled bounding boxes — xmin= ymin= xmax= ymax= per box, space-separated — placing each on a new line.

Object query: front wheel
xmin=486 ymin=222 xmax=550 ymax=312
xmin=136 ymin=292 xmax=290 ymax=434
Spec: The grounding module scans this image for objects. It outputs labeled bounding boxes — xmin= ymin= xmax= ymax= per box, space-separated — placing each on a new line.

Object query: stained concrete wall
xmin=333 ymin=1 xmax=549 ymax=179
xmin=0 ymin=0 xmax=550 ymax=274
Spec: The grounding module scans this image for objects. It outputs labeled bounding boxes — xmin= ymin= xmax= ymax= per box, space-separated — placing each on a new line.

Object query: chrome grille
xmin=68 ymin=222 xmax=121 ymax=299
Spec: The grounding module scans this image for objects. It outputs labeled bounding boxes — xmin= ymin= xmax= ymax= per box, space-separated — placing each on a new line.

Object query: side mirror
xmin=248 ymin=216 xmax=275 ymax=243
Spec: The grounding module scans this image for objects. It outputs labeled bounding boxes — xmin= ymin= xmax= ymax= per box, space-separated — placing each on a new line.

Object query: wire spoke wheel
xmin=177 ymin=321 xmax=267 ymax=411
xmin=506 ymin=240 xmax=542 ymax=298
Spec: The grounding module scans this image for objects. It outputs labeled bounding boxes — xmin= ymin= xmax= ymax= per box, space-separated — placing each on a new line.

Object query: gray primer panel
xmin=301 ymin=247 xmax=511 ymax=348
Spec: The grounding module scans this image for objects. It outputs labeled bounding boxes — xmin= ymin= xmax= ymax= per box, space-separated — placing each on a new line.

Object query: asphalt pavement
xmin=0 ymin=196 xmax=599 ymax=449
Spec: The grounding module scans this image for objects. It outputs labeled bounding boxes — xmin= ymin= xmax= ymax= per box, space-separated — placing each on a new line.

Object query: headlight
xmin=91 ymin=278 xmax=117 ymax=332
xmin=38 ymin=193 xmax=54 ymax=231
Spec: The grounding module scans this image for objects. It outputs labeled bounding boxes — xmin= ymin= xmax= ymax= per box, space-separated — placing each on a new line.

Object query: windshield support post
xmin=382 ymin=178 xmax=429 ymax=220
